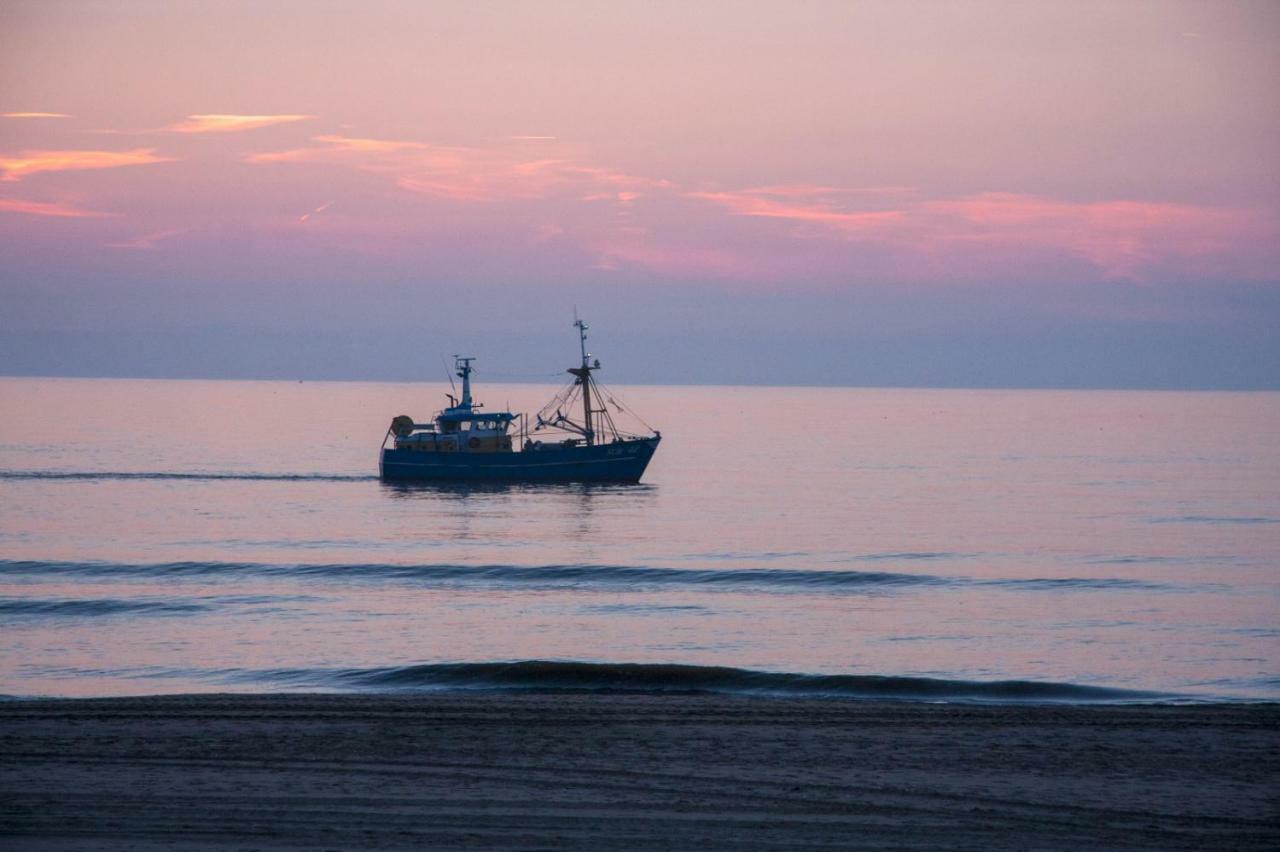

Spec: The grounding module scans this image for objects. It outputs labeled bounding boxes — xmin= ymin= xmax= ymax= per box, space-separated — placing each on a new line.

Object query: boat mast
xmin=569 ymin=316 xmax=595 ymax=446
xmin=454 ymin=356 xmax=475 ymax=410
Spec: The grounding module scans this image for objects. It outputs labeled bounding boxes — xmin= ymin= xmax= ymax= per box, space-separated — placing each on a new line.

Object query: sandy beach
xmin=1 ymin=694 xmax=1276 ymax=849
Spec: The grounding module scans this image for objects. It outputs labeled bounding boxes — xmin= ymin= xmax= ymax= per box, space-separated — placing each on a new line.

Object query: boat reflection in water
xmin=379 ymin=318 xmax=660 ymax=483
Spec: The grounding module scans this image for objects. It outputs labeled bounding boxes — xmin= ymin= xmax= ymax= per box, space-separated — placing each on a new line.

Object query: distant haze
xmin=1 ymin=1 xmax=1277 ymax=388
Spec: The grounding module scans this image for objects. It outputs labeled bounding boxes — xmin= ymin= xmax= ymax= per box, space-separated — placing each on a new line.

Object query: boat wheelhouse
xmin=379 ymin=318 xmax=660 ymax=483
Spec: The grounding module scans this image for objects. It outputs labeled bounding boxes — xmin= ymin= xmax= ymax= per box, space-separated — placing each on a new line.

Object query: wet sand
xmin=1 ymin=694 xmax=1277 ymax=849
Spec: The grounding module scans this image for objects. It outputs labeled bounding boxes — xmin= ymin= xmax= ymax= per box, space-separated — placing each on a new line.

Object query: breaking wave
xmin=228 ymin=660 xmax=1172 ymax=703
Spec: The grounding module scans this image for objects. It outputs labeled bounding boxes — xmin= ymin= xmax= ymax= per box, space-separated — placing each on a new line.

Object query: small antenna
xmin=572 ymin=309 xmax=589 ymax=369
xmin=443 ymin=355 xmax=457 ymax=397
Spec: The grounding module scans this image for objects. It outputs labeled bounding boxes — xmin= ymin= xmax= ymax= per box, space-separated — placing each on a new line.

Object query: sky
xmin=1 ymin=0 xmax=1278 ymax=388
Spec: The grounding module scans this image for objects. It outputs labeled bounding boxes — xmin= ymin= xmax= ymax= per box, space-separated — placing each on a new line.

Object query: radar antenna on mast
xmin=569 ymin=310 xmax=600 ymax=445
xmin=453 ymin=356 xmax=476 ymax=409
xmin=573 ymin=308 xmax=591 ymax=369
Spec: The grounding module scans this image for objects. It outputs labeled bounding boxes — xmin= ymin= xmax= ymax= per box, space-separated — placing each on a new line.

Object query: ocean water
xmin=1 ymin=377 xmax=1277 ymax=702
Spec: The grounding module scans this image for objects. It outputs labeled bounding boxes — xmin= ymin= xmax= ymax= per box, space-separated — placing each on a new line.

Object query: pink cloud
xmin=740 ymin=184 xmax=917 ymax=198
xmin=917 ymin=193 xmax=1269 ymax=281
xmin=0 ymin=197 xmax=114 ymax=218
xmin=0 ymin=148 xmax=173 ymax=181
xmin=242 ymin=135 xmax=1275 ymax=284
xmin=688 ymin=186 xmax=1276 ymax=282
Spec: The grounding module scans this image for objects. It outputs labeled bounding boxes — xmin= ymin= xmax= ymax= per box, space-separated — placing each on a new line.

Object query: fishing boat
xmin=379 ymin=318 xmax=661 ymax=483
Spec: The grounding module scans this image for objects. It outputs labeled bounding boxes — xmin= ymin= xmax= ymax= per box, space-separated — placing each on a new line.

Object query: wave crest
xmin=238 ymin=660 xmax=1167 ymax=703
xmin=0 ymin=597 xmax=209 ymax=616
xmin=0 ymin=559 xmax=1177 ymax=592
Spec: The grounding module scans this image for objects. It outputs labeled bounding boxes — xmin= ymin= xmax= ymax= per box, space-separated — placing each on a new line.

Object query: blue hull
xmin=380 ymin=437 xmax=660 ymax=483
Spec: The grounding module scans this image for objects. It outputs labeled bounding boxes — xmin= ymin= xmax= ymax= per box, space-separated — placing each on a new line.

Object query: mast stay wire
xmin=593 ymin=377 xmax=656 ymax=435
xmin=476 ymin=370 xmax=565 ymax=380
xmin=532 ymin=375 xmax=647 ymax=441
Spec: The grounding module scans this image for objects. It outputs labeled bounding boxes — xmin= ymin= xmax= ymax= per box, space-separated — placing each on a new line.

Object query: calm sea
xmin=1 ymin=377 xmax=1276 ymax=701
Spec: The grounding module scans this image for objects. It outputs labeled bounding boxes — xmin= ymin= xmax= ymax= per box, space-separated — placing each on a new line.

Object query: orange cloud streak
xmin=0 ymin=198 xmax=113 ymax=218
xmin=2 ymin=112 xmax=71 ymax=119
xmin=588 ymin=235 xmax=755 ymax=279
xmin=166 ymin=114 xmax=313 ymax=133
xmin=689 ymin=189 xmax=905 ymax=232
xmin=104 ymin=228 xmax=186 ymax=250
xmin=250 ymin=135 xmax=666 ymax=203
xmin=0 ymin=148 xmax=173 ymax=181
xmin=297 ymin=201 xmax=333 ymax=223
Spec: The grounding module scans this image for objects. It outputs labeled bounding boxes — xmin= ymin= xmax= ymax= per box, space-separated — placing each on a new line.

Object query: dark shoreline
xmin=3 ymin=693 xmax=1278 ymax=849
